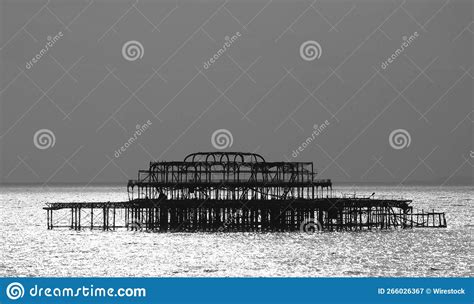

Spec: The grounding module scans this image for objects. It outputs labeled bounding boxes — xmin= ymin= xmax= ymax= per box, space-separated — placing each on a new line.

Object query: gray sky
xmin=0 ymin=0 xmax=472 ymax=185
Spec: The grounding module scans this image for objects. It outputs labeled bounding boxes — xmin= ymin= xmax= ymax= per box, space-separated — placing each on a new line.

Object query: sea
xmin=0 ymin=185 xmax=472 ymax=277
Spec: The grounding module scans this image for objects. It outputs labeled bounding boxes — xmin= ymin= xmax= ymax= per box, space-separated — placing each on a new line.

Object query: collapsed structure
xmin=45 ymin=152 xmax=447 ymax=231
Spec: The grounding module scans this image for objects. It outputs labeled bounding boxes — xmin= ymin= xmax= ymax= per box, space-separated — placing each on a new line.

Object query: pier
xmin=44 ymin=152 xmax=447 ymax=232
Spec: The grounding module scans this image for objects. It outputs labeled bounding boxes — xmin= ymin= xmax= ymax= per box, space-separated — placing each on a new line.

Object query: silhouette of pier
xmin=44 ymin=152 xmax=447 ymax=231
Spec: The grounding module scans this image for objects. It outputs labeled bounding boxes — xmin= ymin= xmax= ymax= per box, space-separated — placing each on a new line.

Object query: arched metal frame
xmin=127 ymin=152 xmax=332 ymax=201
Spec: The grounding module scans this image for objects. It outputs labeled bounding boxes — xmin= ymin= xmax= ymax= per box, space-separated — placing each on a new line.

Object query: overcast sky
xmin=0 ymin=0 xmax=472 ymax=185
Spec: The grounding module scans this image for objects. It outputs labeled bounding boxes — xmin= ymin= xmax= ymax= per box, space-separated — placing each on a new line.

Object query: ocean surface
xmin=0 ymin=185 xmax=472 ymax=277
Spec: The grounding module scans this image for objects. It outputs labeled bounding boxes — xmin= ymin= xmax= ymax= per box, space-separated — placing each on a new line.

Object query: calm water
xmin=0 ymin=185 xmax=472 ymax=277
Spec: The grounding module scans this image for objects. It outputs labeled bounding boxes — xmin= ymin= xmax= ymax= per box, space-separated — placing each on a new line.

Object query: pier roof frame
xmin=183 ymin=152 xmax=266 ymax=164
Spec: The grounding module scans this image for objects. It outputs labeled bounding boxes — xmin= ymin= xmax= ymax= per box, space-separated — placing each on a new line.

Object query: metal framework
xmin=127 ymin=152 xmax=332 ymax=201
xmin=45 ymin=152 xmax=447 ymax=232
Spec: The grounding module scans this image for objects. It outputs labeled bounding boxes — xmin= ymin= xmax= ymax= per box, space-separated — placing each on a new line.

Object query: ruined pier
xmin=45 ymin=152 xmax=447 ymax=232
